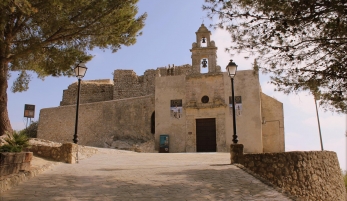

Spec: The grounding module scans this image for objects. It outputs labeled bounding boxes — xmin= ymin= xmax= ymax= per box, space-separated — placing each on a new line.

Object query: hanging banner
xmin=235 ymin=96 xmax=242 ymax=111
xmin=229 ymin=96 xmax=242 ymax=115
xmin=170 ymin=99 xmax=182 ymax=119
xmin=229 ymin=96 xmax=233 ymax=108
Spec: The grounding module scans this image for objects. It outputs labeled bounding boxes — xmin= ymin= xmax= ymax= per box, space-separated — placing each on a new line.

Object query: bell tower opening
xmin=201 ymin=58 xmax=208 ymax=73
xmin=190 ymin=24 xmax=219 ymax=74
xmin=201 ymin=37 xmax=207 ymax=47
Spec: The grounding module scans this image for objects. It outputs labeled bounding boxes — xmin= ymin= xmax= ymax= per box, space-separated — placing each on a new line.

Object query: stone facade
xmin=260 ymin=93 xmax=285 ymax=152
xmin=38 ymin=24 xmax=285 ymax=154
xmin=154 ymin=70 xmax=266 ymax=153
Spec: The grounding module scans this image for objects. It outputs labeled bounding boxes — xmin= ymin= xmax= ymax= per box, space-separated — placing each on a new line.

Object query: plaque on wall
xmin=170 ymin=99 xmax=183 ymax=119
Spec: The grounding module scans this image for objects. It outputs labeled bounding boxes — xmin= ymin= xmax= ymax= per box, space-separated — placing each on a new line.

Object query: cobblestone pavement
xmin=0 ymin=148 xmax=292 ymax=201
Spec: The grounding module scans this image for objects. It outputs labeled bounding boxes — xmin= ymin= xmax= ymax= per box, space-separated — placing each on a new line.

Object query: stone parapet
xmin=113 ymin=69 xmax=156 ymax=100
xmin=60 ymin=80 xmax=114 ymax=106
xmin=0 ymin=152 xmax=33 ymax=177
xmin=230 ymin=144 xmax=346 ymax=201
xmin=0 ymin=156 xmax=57 ymax=193
xmin=27 ymin=143 xmax=97 ymax=164
xmin=157 ymin=64 xmax=192 ymax=76
xmin=230 ymin=144 xmax=244 ymax=164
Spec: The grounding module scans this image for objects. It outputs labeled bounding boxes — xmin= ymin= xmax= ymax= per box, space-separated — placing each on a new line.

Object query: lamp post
xmin=73 ymin=63 xmax=88 ymax=144
xmin=226 ymin=60 xmax=238 ymax=144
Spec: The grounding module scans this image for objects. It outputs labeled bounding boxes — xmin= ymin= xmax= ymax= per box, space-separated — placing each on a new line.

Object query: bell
xmin=202 ymin=37 xmax=206 ymax=43
xmin=201 ymin=59 xmax=208 ymax=67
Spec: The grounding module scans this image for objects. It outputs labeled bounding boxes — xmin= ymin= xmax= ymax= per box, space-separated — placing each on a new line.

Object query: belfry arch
xmin=190 ymin=24 xmax=220 ymax=74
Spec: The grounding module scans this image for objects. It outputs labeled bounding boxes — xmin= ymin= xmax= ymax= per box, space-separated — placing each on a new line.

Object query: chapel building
xmin=38 ymin=24 xmax=285 ymax=153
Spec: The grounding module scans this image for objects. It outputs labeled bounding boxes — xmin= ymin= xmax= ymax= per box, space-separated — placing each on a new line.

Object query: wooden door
xmin=196 ymin=118 xmax=216 ymax=152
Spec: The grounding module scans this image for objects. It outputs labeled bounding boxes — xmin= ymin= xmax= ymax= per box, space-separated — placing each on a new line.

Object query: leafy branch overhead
xmin=203 ymin=0 xmax=347 ymax=112
xmin=1 ymin=0 xmax=147 ymax=91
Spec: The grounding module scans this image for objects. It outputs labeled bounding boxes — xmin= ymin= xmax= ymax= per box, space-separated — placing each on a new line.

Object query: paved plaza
xmin=0 ymin=149 xmax=293 ymax=201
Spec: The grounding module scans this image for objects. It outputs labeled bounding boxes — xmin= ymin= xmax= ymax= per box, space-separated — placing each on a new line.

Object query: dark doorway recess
xmin=196 ymin=118 xmax=216 ymax=152
xmin=151 ymin=112 xmax=155 ymax=134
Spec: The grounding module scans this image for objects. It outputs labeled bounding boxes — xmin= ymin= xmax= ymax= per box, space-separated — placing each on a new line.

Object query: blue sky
xmin=7 ymin=0 xmax=347 ymax=171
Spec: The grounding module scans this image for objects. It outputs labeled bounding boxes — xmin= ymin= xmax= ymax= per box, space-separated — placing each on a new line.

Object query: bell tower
xmin=190 ymin=24 xmax=220 ymax=74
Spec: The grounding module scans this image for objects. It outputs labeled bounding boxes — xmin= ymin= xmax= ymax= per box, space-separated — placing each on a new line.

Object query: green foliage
xmin=23 ymin=120 xmax=38 ymax=138
xmin=1 ymin=0 xmax=147 ymax=92
xmin=0 ymin=144 xmax=22 ymax=152
xmin=204 ymin=0 xmax=347 ymax=112
xmin=0 ymin=130 xmax=30 ymax=152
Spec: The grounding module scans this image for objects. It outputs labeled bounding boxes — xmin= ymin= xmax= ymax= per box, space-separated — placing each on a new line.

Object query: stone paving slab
xmin=0 ymin=148 xmax=293 ymax=201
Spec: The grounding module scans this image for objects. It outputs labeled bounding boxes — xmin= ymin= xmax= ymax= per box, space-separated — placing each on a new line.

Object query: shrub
xmin=0 ymin=144 xmax=22 ymax=152
xmin=22 ymin=120 xmax=38 ymax=138
xmin=0 ymin=130 xmax=30 ymax=152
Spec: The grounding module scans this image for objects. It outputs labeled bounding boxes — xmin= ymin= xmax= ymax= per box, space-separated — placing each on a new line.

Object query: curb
xmin=0 ymin=160 xmax=57 ymax=193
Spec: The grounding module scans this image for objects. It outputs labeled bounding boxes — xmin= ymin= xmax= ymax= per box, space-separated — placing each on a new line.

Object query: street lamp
xmin=226 ymin=59 xmax=238 ymax=144
xmin=73 ymin=62 xmax=87 ymax=144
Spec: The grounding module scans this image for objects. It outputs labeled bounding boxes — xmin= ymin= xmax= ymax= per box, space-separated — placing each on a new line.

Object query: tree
xmin=0 ymin=0 xmax=147 ymax=135
xmin=23 ymin=120 xmax=38 ymax=138
xmin=203 ymin=0 xmax=347 ymax=112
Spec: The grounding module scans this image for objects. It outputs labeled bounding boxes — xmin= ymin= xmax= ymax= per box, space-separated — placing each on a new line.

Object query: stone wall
xmin=260 ymin=93 xmax=285 ymax=152
xmin=113 ymin=70 xmax=155 ymax=100
xmin=113 ymin=65 xmax=192 ymax=100
xmin=60 ymin=79 xmax=114 ymax=106
xmin=230 ymin=145 xmax=346 ymax=201
xmin=0 ymin=152 xmax=33 ymax=176
xmin=27 ymin=143 xmax=97 ymax=164
xmin=38 ymin=95 xmax=155 ymax=147
xmin=60 ymin=65 xmax=194 ymax=106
